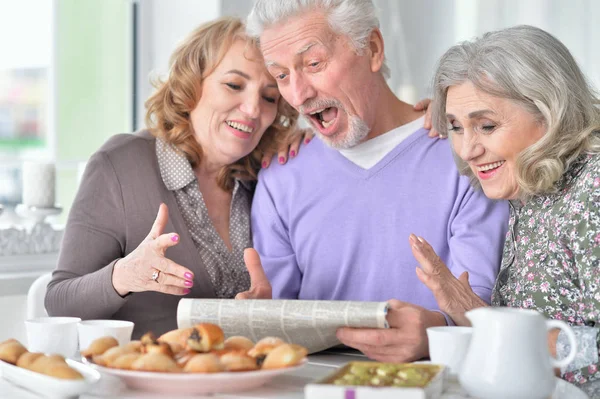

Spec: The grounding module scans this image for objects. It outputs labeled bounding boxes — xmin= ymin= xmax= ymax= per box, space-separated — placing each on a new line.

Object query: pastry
xmin=183 ymin=353 xmax=223 ymax=373
xmin=29 ymin=354 xmax=68 ymax=374
xmin=0 ymin=339 xmax=28 ymax=364
xmin=124 ymin=340 xmax=142 ymax=352
xmin=174 ymin=350 xmax=197 ymax=368
xmin=131 ymin=352 xmax=179 ymax=372
xmin=158 ymin=328 xmax=193 ymax=353
xmin=140 ymin=332 xmax=157 ymax=346
xmin=93 ymin=345 xmax=137 ymax=367
xmin=224 ymin=336 xmax=254 ymax=352
xmin=219 ymin=350 xmax=258 ymax=372
xmin=81 ymin=336 xmax=119 ymax=357
xmin=248 ymin=337 xmax=285 ymax=358
xmin=46 ymin=365 xmax=84 ymax=380
xmin=261 ymin=343 xmax=305 ymax=369
xmin=110 ymin=353 xmax=142 ymax=370
xmin=16 ymin=352 xmax=44 ymax=370
xmin=186 ymin=324 xmax=225 ymax=352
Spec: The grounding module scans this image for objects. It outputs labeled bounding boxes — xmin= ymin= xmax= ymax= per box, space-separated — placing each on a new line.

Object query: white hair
xmin=247 ymin=0 xmax=390 ymax=79
xmin=432 ymin=25 xmax=600 ymax=198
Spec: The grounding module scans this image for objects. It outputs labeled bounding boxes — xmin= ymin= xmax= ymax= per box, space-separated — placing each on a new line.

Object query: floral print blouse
xmin=491 ymin=152 xmax=600 ymax=390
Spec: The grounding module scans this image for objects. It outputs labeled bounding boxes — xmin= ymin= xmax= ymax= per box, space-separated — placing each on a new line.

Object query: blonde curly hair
xmin=145 ymin=17 xmax=298 ymax=191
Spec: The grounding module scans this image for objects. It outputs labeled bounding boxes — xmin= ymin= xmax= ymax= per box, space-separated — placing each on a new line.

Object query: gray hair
xmin=247 ymin=0 xmax=391 ymax=79
xmin=432 ymin=25 xmax=600 ymax=198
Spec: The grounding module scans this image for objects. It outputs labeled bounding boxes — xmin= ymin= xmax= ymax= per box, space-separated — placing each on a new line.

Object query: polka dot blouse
xmin=156 ymin=138 xmax=251 ymax=298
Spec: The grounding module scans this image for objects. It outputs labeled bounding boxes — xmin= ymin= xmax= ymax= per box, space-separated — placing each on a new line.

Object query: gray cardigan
xmin=45 ymin=131 xmax=218 ymax=338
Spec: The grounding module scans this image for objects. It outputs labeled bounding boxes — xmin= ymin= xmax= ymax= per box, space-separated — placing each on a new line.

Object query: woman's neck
xmin=194 ymin=157 xmax=224 ymax=185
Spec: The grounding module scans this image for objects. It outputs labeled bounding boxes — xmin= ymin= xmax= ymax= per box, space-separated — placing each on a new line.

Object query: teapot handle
xmin=546 ymin=320 xmax=577 ymax=369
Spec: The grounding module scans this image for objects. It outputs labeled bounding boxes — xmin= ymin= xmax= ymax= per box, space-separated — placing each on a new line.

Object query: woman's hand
xmin=235 ymin=248 xmax=272 ymax=299
xmin=261 ymin=128 xmax=314 ymax=168
xmin=409 ymin=234 xmax=486 ymax=326
xmin=111 ymin=203 xmax=195 ymax=297
xmin=413 ymin=98 xmax=445 ymax=139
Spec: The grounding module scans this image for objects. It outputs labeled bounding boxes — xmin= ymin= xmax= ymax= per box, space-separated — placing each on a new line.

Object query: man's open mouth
xmin=308 ymin=107 xmax=338 ymax=130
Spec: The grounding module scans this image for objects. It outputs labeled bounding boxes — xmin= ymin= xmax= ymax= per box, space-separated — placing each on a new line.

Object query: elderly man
xmin=240 ymin=0 xmax=508 ymax=362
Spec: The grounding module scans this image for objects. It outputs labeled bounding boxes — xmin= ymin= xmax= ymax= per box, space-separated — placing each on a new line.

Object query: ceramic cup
xmin=78 ymin=319 xmax=134 ymax=351
xmin=25 ymin=317 xmax=82 ymax=358
xmin=427 ymin=326 xmax=472 ymax=375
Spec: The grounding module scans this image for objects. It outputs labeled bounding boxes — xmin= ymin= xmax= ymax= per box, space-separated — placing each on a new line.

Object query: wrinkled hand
xmin=336 ymin=299 xmax=446 ymax=362
xmin=261 ymin=127 xmax=314 ymax=168
xmin=235 ymin=248 xmax=272 ymax=299
xmin=413 ymin=98 xmax=445 ymax=139
xmin=112 ymin=203 xmax=194 ymax=297
xmin=409 ymin=234 xmax=486 ymax=326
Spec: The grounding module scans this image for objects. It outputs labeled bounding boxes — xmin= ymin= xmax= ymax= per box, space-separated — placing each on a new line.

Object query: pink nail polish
xmin=290 ymin=150 xmax=296 ymax=157
xmin=262 ymin=161 xmax=268 ymax=168
xmin=171 ymin=235 xmax=179 ymax=242
xmin=184 ymin=272 xmax=193 ymax=279
xmin=184 ymin=280 xmax=193 ymax=287
xmin=279 ymin=156 xmax=285 ymax=164
xmin=183 ymin=288 xmax=191 ymax=295
xmin=305 ymin=138 xmax=311 ymax=144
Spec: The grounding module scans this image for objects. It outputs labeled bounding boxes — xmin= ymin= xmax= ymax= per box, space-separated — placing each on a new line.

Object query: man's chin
xmin=316 ymin=130 xmax=351 ymax=150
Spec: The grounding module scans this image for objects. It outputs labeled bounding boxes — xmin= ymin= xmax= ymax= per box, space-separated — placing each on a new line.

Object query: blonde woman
xmin=46 ymin=17 xmax=301 ymax=337
xmin=411 ymin=25 xmax=600 ymax=392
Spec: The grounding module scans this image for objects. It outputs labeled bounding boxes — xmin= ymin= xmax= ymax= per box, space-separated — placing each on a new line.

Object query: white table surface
xmin=0 ymin=349 xmax=588 ymax=399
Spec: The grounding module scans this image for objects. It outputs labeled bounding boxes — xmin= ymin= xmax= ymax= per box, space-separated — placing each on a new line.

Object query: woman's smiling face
xmin=446 ymin=81 xmax=546 ymax=200
xmin=189 ymin=39 xmax=281 ymax=166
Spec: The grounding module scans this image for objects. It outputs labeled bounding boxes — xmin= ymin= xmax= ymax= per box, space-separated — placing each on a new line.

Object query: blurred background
xmin=0 ymin=0 xmax=599 ymax=340
xmin=0 ymin=0 xmax=598 ymax=225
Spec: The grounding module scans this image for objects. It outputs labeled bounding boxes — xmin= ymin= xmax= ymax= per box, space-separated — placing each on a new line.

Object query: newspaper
xmin=177 ymin=299 xmax=389 ymax=354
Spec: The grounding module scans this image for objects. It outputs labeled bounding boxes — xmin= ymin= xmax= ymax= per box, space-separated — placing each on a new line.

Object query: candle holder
xmin=0 ymin=205 xmax=64 ymax=255
xmin=15 ymin=204 xmax=63 ymax=225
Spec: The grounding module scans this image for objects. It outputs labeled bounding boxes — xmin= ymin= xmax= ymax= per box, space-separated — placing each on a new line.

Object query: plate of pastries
xmin=81 ymin=323 xmax=308 ymax=395
xmin=0 ymin=338 xmax=101 ymax=397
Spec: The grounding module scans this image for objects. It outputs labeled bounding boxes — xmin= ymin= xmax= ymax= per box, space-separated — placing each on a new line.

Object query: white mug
xmin=427 ymin=326 xmax=472 ymax=375
xmin=78 ymin=319 xmax=134 ymax=351
xmin=25 ymin=317 xmax=81 ymax=358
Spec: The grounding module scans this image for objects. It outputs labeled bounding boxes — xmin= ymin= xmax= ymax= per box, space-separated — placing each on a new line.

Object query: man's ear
xmin=368 ymin=28 xmax=385 ymax=73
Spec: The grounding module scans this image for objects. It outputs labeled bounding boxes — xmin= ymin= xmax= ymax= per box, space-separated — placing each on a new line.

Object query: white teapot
xmin=459 ymin=307 xmax=577 ymax=399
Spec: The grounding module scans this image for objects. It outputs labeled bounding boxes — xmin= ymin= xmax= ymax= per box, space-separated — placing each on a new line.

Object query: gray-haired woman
xmin=410 ymin=25 xmax=600 ymax=392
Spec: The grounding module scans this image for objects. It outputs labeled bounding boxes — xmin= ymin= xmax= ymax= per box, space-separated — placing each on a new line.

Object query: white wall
xmin=0 ymin=295 xmax=28 ymax=344
xmin=220 ymin=0 xmax=600 ymax=104
xmin=136 ymin=0 xmax=221 ymax=129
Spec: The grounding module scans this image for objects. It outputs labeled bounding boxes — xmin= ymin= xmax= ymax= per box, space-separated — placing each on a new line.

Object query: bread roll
xmin=219 ymin=350 xmax=258 ymax=372
xmin=183 ymin=353 xmax=223 ymax=373
xmin=131 ymin=353 xmax=179 ymax=372
xmin=110 ymin=353 xmax=142 ymax=370
xmin=186 ymin=324 xmax=225 ymax=352
xmin=81 ymin=336 xmax=119 ymax=357
xmin=93 ymin=345 xmax=137 ymax=367
xmin=29 ymin=354 xmax=67 ymax=374
xmin=248 ymin=337 xmax=285 ymax=358
xmin=224 ymin=336 xmax=254 ymax=352
xmin=16 ymin=352 xmax=44 ymax=370
xmin=124 ymin=340 xmax=142 ymax=352
xmin=46 ymin=365 xmax=84 ymax=380
xmin=261 ymin=344 xmax=306 ymax=369
xmin=0 ymin=340 xmax=27 ymax=364
xmin=158 ymin=328 xmax=193 ymax=352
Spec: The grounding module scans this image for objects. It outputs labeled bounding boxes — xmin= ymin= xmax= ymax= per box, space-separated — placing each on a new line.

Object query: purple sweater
xmin=251 ymin=128 xmax=508 ymax=309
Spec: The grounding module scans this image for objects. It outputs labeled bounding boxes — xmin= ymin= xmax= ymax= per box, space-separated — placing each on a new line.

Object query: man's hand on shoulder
xmin=336 ymin=299 xmax=445 ymax=363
